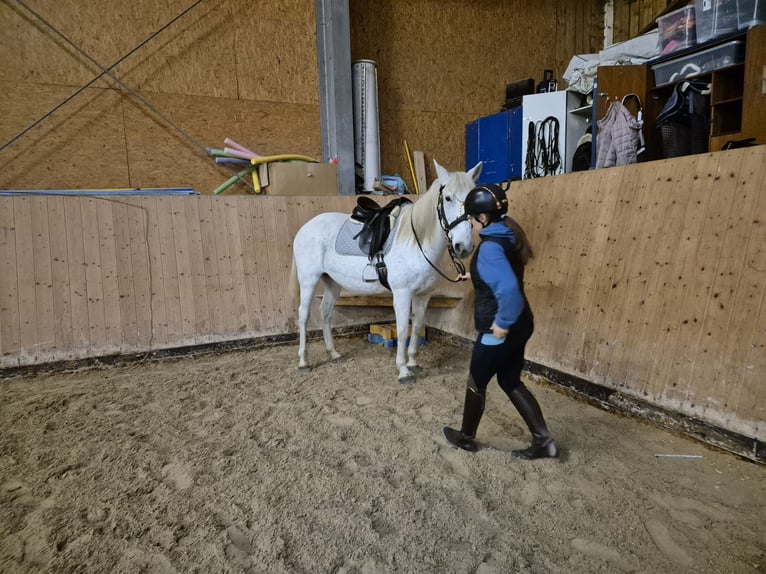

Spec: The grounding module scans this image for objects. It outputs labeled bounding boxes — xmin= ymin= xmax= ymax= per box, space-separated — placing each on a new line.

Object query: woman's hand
xmin=490 ymin=322 xmax=508 ymax=339
xmin=456 ymin=272 xmax=471 ymax=281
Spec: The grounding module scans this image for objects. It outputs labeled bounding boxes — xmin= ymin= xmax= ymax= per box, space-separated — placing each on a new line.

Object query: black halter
xmin=410 ymin=185 xmax=467 ymax=282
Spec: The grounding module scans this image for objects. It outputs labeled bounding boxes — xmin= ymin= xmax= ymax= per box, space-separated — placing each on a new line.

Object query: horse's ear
xmin=434 ymin=160 xmax=450 ymax=187
xmin=467 ymin=161 xmax=483 ymax=182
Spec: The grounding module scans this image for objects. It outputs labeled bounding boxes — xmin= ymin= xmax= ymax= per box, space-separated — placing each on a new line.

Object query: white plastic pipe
xmin=352 ymin=60 xmax=381 ymax=192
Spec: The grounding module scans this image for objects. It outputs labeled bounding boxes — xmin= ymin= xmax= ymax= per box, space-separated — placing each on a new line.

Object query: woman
xmin=443 ymin=183 xmax=559 ymax=459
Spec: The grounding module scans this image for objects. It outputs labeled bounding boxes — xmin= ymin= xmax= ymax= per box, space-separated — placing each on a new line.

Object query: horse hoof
xmin=299 ymin=365 xmax=312 ymax=373
xmin=407 ymin=365 xmax=423 ymax=374
xmin=331 ymin=355 xmax=344 ymax=363
xmin=398 ymin=375 xmax=416 ymax=385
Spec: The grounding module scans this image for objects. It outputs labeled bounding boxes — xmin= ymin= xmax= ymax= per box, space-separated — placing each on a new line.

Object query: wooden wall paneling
xmin=548 ymin=173 xmax=600 ymax=366
xmin=674 ymin=153 xmax=743 ymax=407
xmin=237 ymin=199 xmax=263 ymax=333
xmin=97 ymin=199 xmax=123 ymax=351
xmin=558 ymin=2 xmax=578 ymax=79
xmin=222 ymin=198 xmax=249 ymax=335
xmin=699 ymin=149 xmax=765 ymax=425
xmin=0 ymin=200 xmax=20 ymax=363
xmin=730 ymin=185 xmax=765 ymax=429
xmin=623 ymin=159 xmax=696 ymax=399
xmin=170 ymin=196 xmax=196 ymax=342
xmin=270 ymin=198 xmax=292 ymax=333
xmin=80 ymin=198 xmax=107 ymax=354
xmin=562 ymin=167 xmax=625 ymax=375
xmin=46 ymin=198 xmax=73 ymax=359
xmin=63 ymin=198 xmax=90 ymax=354
xmin=651 ymin=152 xmax=721 ymax=402
xmin=210 ymin=198 xmax=237 ymax=334
xmin=585 ymin=165 xmax=643 ymax=382
xmin=126 ymin=200 xmax=152 ymax=348
xmin=30 ymin=197 xmax=55 ymax=362
xmin=283 ymin=197 xmax=305 ymax=332
xmin=14 ymin=198 xmax=38 ymax=361
xmin=197 ymin=196 xmax=224 ymax=336
xmin=155 ymin=197 xmax=181 ymax=344
xmin=234 ymin=1 xmax=319 ymax=105
xmin=602 ymin=158 xmax=677 ymax=389
xmin=138 ymin=197 xmax=167 ymax=347
xmin=637 ymin=155 xmax=707 ymax=401
xmin=115 ymin=1 xmax=238 ymax=100
xmin=533 ymin=176 xmax=586 ymax=363
xmin=184 ymin=197 xmax=212 ymax=340
xmin=571 ymin=165 xmax=632 ymax=382
xmin=249 ymin=199 xmax=276 ymax=331
xmin=577 ymin=163 xmax=629 ymax=380
xmin=0 ymin=86 xmax=130 ymax=191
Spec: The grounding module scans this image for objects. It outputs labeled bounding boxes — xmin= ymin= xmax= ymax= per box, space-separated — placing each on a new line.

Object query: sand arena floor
xmin=1 ymin=335 xmax=763 ymax=573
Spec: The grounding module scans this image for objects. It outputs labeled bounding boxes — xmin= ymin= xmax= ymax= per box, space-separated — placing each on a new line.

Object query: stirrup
xmin=443 ymin=427 xmax=478 ymax=452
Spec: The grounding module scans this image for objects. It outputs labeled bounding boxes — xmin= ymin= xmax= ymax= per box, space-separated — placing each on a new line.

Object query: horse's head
xmin=434 ymin=159 xmax=482 ymax=259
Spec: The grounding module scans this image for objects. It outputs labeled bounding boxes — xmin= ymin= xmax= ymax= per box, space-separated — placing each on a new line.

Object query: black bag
xmin=656 ymin=80 xmax=710 ymax=158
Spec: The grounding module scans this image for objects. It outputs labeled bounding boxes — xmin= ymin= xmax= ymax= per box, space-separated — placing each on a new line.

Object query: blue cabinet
xmin=465 ymin=107 xmax=523 ymax=183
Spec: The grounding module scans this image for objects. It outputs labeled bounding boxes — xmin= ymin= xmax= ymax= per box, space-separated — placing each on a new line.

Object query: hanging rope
xmin=1 ymin=0 xmax=203 ymax=154
xmin=3 ymin=1 xmax=255 ymax=192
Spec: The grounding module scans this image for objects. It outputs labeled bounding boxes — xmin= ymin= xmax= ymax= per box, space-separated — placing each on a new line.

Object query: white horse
xmin=291 ymin=160 xmax=482 ymax=384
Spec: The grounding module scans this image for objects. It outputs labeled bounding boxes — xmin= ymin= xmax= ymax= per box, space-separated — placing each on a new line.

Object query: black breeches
xmin=469 ymin=333 xmax=528 ymax=395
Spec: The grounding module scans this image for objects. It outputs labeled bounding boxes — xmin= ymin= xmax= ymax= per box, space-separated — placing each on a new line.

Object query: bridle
xmin=410 ymin=185 xmax=468 ymax=282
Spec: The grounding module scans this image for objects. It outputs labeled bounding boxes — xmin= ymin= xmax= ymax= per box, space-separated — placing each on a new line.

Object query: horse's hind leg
xmin=298 ymin=273 xmax=320 ymax=371
xmin=320 ymin=276 xmax=342 ymax=361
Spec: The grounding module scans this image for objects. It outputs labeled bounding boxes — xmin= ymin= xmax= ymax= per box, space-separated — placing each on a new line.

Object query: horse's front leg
xmin=407 ymin=292 xmax=430 ymax=372
xmin=392 ymin=291 xmax=415 ymax=384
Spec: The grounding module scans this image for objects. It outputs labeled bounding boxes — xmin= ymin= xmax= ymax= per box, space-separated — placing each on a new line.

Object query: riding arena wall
xmin=1 ymin=147 xmax=764 ymax=453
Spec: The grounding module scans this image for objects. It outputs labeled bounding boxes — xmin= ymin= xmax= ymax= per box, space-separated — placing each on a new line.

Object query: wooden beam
xmin=327 ymin=296 xmax=462 ymax=308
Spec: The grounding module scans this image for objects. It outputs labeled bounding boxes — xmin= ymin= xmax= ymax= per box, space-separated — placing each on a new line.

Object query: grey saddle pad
xmin=334 ymin=211 xmax=405 ymax=257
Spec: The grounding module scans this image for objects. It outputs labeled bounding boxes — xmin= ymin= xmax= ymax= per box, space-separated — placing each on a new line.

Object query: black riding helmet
xmin=464 ymin=184 xmax=508 ymax=223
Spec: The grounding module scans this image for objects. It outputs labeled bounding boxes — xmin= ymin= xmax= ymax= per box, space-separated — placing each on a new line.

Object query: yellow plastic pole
xmin=403 ymin=140 xmax=418 ymax=194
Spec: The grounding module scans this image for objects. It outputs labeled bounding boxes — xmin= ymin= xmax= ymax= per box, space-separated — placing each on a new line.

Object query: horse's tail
xmin=288 ymin=256 xmax=300 ymax=305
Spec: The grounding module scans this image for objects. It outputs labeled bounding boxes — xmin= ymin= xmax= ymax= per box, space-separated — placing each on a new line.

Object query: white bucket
xmin=352 ymin=59 xmax=380 ymax=192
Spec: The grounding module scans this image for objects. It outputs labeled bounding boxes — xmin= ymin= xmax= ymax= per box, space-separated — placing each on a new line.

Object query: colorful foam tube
xmin=224 ymin=138 xmax=260 ymax=158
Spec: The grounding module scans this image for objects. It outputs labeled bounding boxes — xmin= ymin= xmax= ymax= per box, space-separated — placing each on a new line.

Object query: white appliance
xmin=521 ymin=90 xmax=590 ymax=178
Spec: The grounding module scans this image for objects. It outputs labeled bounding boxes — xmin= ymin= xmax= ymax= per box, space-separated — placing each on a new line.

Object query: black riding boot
xmin=443 ymin=385 xmax=485 ymax=452
xmin=507 ymin=383 xmax=559 ymax=460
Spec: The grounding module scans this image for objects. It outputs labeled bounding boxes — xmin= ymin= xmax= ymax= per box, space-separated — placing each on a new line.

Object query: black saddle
xmin=350 ymin=196 xmax=412 ymax=290
xmin=351 ymin=196 xmax=412 ymax=259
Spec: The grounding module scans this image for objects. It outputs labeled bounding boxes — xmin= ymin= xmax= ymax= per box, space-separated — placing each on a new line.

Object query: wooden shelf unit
xmin=647 ymin=25 xmax=765 ymax=153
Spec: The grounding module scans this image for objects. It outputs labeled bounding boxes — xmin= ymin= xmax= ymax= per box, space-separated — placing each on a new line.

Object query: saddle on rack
xmin=351 ymin=196 xmax=412 ymax=259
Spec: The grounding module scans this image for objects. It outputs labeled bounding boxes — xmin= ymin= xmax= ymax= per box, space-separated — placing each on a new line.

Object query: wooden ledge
xmin=321 ymin=296 xmax=462 ymax=308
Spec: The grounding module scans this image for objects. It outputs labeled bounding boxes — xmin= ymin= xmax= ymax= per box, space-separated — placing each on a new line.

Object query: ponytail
xmin=502 ymin=216 xmax=533 ymax=266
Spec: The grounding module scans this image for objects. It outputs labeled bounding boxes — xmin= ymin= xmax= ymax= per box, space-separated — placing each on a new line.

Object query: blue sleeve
xmin=477 ymin=241 xmax=524 ymax=329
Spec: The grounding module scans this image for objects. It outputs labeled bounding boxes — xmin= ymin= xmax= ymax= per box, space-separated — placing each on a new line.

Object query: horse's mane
xmin=395 ymin=179 xmax=442 ymax=246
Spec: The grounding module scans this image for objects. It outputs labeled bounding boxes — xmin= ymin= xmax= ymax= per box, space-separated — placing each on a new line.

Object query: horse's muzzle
xmin=452 ymin=242 xmax=475 ymax=259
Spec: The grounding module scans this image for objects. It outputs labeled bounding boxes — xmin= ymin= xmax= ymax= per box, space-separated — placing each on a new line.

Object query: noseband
xmin=411 ymin=185 xmax=468 ymax=282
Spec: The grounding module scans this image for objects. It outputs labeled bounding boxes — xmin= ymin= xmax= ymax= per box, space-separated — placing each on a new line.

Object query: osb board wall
xmin=350 ymin=0 xmax=605 ymax=187
xmin=612 ymin=0 xmax=679 ymax=42
xmin=1 ymin=0 xmax=604 ymax=196
xmin=0 ymin=193 xmax=402 ymax=368
xmin=0 ymin=0 xmax=322 ymax=194
xmin=430 ymin=146 xmax=765 ymax=441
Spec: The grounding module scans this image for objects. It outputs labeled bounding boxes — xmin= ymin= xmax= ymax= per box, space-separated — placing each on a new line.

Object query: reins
xmin=410 ymin=185 xmax=466 ymax=282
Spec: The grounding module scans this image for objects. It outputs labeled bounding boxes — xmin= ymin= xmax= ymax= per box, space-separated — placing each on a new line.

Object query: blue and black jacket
xmin=469 ymin=219 xmax=534 ymax=339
